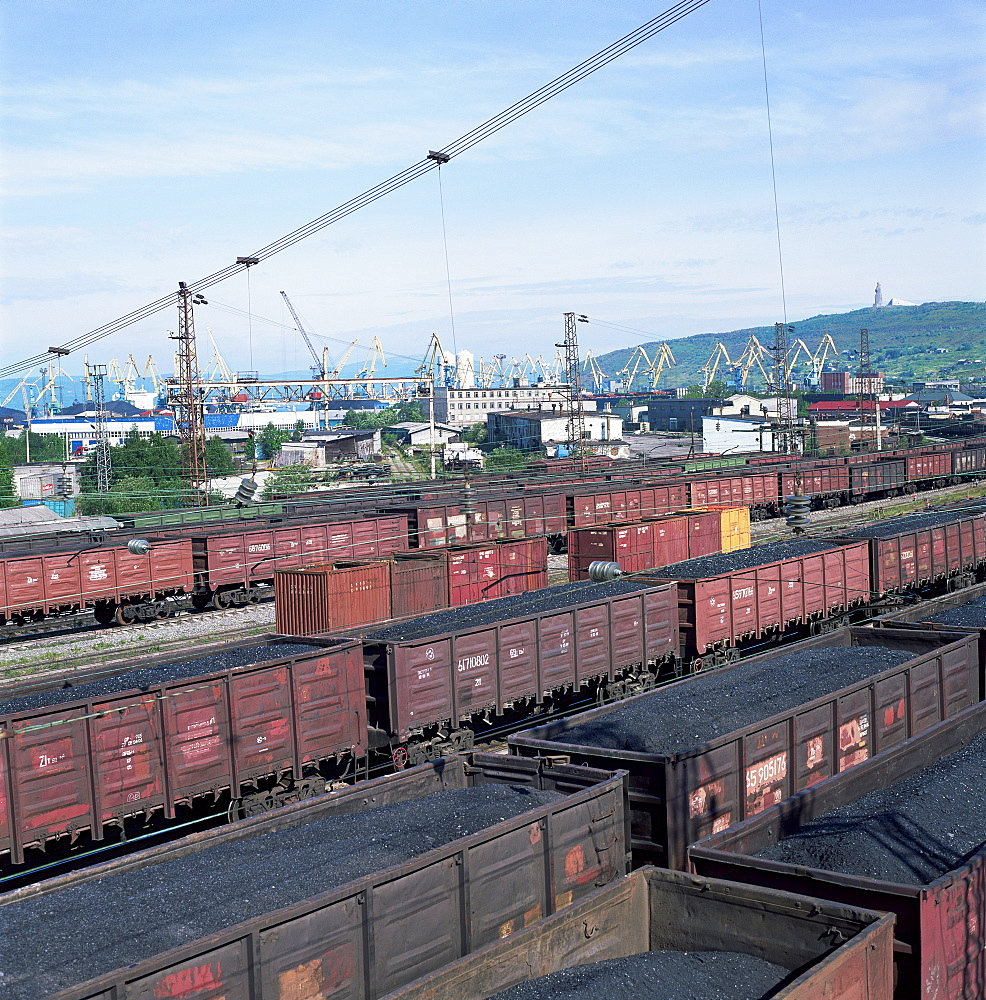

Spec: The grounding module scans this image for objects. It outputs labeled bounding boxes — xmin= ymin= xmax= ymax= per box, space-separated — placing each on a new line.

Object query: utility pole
xmin=558 ymin=312 xmax=588 ymax=470
xmin=86 ymin=362 xmax=112 ymax=493
xmin=168 ymin=282 xmax=209 ymax=506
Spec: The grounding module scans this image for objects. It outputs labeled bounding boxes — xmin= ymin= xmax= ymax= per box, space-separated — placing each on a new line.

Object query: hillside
xmin=595 ymin=301 xmax=986 ymax=391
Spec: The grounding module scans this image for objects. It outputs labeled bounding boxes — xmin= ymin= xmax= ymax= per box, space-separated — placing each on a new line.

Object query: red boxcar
xmin=831 ymin=510 xmax=986 ymax=594
xmin=0 ymin=637 xmax=365 ymax=864
xmin=689 ymin=702 xmax=986 ymax=1000
xmin=274 ymin=560 xmax=392 ymax=634
xmin=689 ymin=473 xmax=780 ymax=510
xmin=642 ymin=541 xmax=871 ymax=661
xmin=780 ymin=463 xmax=850 ymax=500
xmin=0 ymin=537 xmax=193 ymax=624
xmin=360 ymin=583 xmax=680 ymax=754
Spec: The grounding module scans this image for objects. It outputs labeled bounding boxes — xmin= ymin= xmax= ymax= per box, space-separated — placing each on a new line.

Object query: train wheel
xmin=114 ymin=605 xmax=132 ymax=626
xmin=93 ymin=603 xmax=115 ymax=626
xmin=212 ymin=590 xmax=235 ymax=610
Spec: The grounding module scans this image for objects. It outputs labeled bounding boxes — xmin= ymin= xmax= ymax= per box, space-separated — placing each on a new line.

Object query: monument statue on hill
xmin=873 ymin=282 xmax=883 ymax=307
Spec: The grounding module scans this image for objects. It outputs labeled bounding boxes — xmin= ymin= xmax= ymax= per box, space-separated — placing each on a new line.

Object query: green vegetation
xmin=260 ymin=463 xmax=317 ymax=500
xmin=484 ymin=445 xmax=527 ymax=472
xmin=341 ymin=401 xmax=426 ymax=429
xmin=461 ymin=422 xmax=487 ymax=444
xmin=597 ymin=301 xmax=986 ymax=391
xmin=5 ymin=431 xmax=66 ymax=463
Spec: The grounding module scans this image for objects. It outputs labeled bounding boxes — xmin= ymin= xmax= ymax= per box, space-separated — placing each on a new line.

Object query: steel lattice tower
xmin=560 ymin=312 xmax=587 ymax=468
xmin=168 ymin=282 xmax=208 ymax=506
xmin=772 ymin=322 xmax=796 ymax=454
xmin=86 ymin=363 xmax=112 ymax=493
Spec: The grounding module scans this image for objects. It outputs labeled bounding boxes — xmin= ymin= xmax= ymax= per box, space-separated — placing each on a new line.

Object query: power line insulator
xmin=427 ymin=150 xmax=450 ymax=164
xmin=588 ymin=560 xmax=622 ymax=582
xmin=234 ymin=477 xmax=260 ymax=506
xmin=784 ymin=494 xmax=811 ymax=532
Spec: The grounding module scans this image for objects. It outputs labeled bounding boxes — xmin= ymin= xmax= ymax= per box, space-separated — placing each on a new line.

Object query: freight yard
xmin=0 ymin=438 xmax=986 ymax=999
xmin=2 ymin=0 xmax=983 ymax=996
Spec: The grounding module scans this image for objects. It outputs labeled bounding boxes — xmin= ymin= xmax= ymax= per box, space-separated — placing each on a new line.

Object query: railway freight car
xmin=510 ymin=625 xmax=979 ymax=868
xmin=0 ymin=536 xmax=193 ymax=625
xmin=641 ymin=538 xmax=871 ymax=666
xmin=382 ymin=867 xmax=894 ymax=1000
xmin=349 ymin=579 xmax=680 ymax=767
xmin=689 ymin=700 xmax=986 ymax=1000
xmin=827 ymin=506 xmax=986 ymax=596
xmin=0 ymin=637 xmax=365 ymax=864
xmin=1 ymin=754 xmax=629 ymax=1000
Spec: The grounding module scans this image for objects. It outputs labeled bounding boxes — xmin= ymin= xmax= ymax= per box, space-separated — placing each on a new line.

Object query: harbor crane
xmin=582 ymin=351 xmax=607 ymax=393
xmin=700 ymin=342 xmax=733 ymax=392
xmin=280 ymin=291 xmax=329 ymax=379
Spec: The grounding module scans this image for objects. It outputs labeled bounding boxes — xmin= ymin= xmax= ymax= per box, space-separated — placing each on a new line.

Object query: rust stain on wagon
xmin=153 ymin=962 xmax=223 ymax=998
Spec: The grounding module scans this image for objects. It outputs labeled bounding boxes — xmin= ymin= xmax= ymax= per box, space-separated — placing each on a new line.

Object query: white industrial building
xmin=487 ymin=409 xmax=627 ymax=457
xmin=425 ymin=385 xmax=595 ymax=428
xmin=702 ymin=415 xmax=776 ymax=454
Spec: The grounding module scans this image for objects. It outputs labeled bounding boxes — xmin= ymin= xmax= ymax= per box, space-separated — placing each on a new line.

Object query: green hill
xmin=595 ymin=301 xmax=986 ymax=391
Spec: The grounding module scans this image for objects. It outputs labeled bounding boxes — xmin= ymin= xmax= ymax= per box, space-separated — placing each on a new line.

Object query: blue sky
xmin=1 ymin=0 xmax=983 ymax=383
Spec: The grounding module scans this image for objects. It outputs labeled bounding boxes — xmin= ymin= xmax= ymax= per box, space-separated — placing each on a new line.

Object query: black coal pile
xmin=643 ymin=539 xmax=843 ymax=580
xmin=486 ymin=949 xmax=789 ymax=999
xmin=559 ymin=646 xmax=912 ymax=755
xmin=365 ymin=580 xmax=657 ymax=642
xmin=0 ymin=642 xmax=323 ymax=717
xmin=836 ymin=508 xmax=982 ymax=539
xmin=922 ymin=597 xmax=986 ymax=628
xmin=757 ymin=726 xmax=986 ymax=885
xmin=0 ymin=783 xmax=563 ymax=1000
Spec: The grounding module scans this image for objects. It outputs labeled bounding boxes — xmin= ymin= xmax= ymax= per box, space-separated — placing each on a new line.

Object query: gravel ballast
xmin=756 ymin=726 xmax=986 ymax=885
xmin=0 ymin=783 xmax=563 ymax=1000
xmin=642 ymin=539 xmax=846 ymax=580
xmin=486 ymin=950 xmax=789 ymax=1000
xmin=365 ymin=580 xmax=658 ymax=642
xmin=0 ymin=641 xmax=323 ymax=717
xmin=558 ymin=646 xmax=913 ymax=755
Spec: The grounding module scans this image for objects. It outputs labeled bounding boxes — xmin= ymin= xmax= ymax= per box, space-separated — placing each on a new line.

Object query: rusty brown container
xmin=21 ymin=754 xmax=629 ymax=1000
xmin=689 ymin=700 xmax=986 ymax=1000
xmin=781 ymin=463 xmax=850 ymax=499
xmin=381 ymin=866 xmax=895 ymax=1000
xmin=0 ymin=636 xmax=365 ymax=866
xmin=389 ymin=551 xmax=450 ymax=617
xmin=905 ymin=451 xmax=951 ymax=482
xmin=509 ymin=626 xmax=980 ymax=870
xmin=642 ymin=540 xmax=871 ymax=661
xmin=497 ymin=537 xmax=549 ymax=595
xmin=362 ymin=583 xmax=680 ymax=760
xmin=872 ymin=580 xmax=986 ymax=679
xmin=274 ymin=560 xmax=391 ymax=635
xmin=826 ymin=509 xmax=986 ymax=596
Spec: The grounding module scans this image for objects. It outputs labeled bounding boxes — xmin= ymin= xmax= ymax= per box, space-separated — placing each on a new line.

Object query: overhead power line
xmin=1 ymin=0 xmax=715 ymax=380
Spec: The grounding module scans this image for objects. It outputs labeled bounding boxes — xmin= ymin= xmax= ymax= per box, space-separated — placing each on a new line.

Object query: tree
xmin=260 ymin=463 xmax=317 ymax=500
xmin=0 ymin=439 xmax=17 ymax=509
xmin=342 ymin=401 xmax=426 ymax=430
xmin=461 ymin=422 xmax=487 ymax=445
xmin=205 ymin=436 xmax=235 ymax=477
xmin=484 ymin=445 xmax=527 ymax=472
xmin=79 ymin=428 xmax=182 ymax=491
xmin=255 ymin=423 xmax=293 ymax=461
xmin=6 ymin=431 xmax=65 ymax=464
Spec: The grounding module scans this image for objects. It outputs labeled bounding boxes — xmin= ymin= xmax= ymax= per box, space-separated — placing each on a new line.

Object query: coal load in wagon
xmin=0 ymin=642 xmax=324 ymax=716
xmin=0 ymin=784 xmax=562 ymax=1000
xmin=922 ymin=596 xmax=986 ymax=628
xmin=643 ymin=538 xmax=843 ymax=579
xmin=486 ymin=949 xmax=789 ymax=1000
xmin=365 ymin=580 xmax=656 ymax=642
xmin=837 ymin=508 xmax=984 ymax=539
xmin=562 ymin=646 xmax=912 ymax=755
xmin=756 ymin=726 xmax=986 ymax=885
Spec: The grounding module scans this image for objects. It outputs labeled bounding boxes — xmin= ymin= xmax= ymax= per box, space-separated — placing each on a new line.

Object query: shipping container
xmin=358 ymin=582 xmax=679 ymax=762
xmin=274 ymin=560 xmax=392 ymax=635
xmin=828 ymin=508 xmax=986 ymax=595
xmin=16 ymin=754 xmax=628 ymax=1000
xmin=382 ymin=866 xmax=895 ymax=1000
xmin=641 ymin=540 xmax=871 ymax=661
xmin=390 ymin=550 xmax=450 ymax=617
xmin=0 ymin=636 xmax=365 ymax=864
xmin=689 ymin=700 xmax=986 ymax=1000
xmin=510 ymin=625 xmax=978 ymax=869
xmin=714 ymin=504 xmax=752 ymax=553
